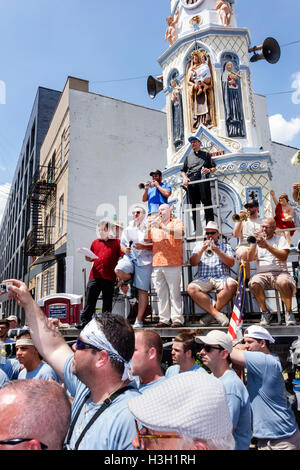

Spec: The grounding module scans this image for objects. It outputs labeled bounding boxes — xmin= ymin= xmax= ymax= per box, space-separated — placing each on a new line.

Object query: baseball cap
xmin=149 ymin=169 xmax=162 ymax=176
xmin=243 ymin=325 xmax=275 ymax=343
xmin=6 ymin=315 xmax=18 ymax=322
xmin=244 ymin=199 xmax=259 ymax=209
xmin=195 ymin=330 xmax=233 ymax=353
xmin=205 ymin=221 xmax=219 ymax=232
xmin=128 ymin=371 xmax=233 ymax=442
xmin=188 ymin=135 xmax=201 ymax=143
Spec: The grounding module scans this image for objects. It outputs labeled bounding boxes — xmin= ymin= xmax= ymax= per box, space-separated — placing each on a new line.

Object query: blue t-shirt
xmin=220 ymin=369 xmax=252 ymax=450
xmin=18 ymin=362 xmax=60 ymax=382
xmin=147 ymin=183 xmax=172 ymax=215
xmin=63 ymin=354 xmax=141 ymax=450
xmin=0 ymin=368 xmax=8 ymax=388
xmin=244 ymin=351 xmax=298 ymax=439
xmin=0 ymin=358 xmax=21 ymax=379
xmin=165 ymin=362 xmax=206 ymax=378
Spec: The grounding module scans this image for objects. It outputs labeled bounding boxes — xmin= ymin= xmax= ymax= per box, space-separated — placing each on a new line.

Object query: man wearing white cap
xmin=5 ymin=280 xmax=140 ymax=450
xmin=230 ymin=325 xmax=300 ymax=450
xmin=196 ymin=330 xmax=252 ymax=450
xmin=187 ymin=221 xmax=237 ymax=326
xmin=128 ymin=370 xmax=235 ymax=450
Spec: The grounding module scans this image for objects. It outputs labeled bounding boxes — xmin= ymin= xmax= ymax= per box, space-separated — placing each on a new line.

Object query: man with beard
xmin=5 ymin=279 xmax=140 ymax=451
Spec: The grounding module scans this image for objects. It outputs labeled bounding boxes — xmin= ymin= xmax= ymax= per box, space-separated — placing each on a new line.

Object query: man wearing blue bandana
xmin=4 ymin=279 xmax=140 ymax=451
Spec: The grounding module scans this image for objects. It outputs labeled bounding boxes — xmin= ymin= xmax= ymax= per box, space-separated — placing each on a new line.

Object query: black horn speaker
xmin=147 ymin=75 xmax=164 ymax=99
xmin=249 ymin=37 xmax=281 ymax=64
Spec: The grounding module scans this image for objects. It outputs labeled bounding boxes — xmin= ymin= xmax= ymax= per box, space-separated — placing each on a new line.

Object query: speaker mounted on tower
xmin=249 ymin=37 xmax=281 ymax=64
xmin=147 ymin=75 xmax=164 ymax=99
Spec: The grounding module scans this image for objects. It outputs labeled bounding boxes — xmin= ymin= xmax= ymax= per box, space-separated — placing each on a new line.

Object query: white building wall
xmin=66 ymin=90 xmax=167 ymax=295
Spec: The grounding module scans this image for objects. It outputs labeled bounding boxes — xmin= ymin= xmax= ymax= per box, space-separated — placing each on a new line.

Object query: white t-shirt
xmin=239 ymin=219 xmax=262 ymax=245
xmin=256 ymin=235 xmax=290 ymax=273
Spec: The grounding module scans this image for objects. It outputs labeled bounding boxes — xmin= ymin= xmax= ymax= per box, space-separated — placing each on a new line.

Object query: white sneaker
xmin=285 ymin=312 xmax=296 ymax=326
xmin=133 ymin=320 xmax=143 ymax=329
xmin=260 ymin=312 xmax=272 ymax=326
xmin=216 ymin=313 xmax=229 ymax=327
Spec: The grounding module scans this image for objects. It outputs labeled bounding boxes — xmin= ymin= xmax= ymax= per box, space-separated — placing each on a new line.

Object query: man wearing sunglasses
xmin=0 ymin=379 xmax=71 ymax=450
xmin=115 ymin=206 xmax=153 ymax=329
xmin=230 ymin=325 xmax=300 ymax=450
xmin=196 ymin=330 xmax=252 ymax=450
xmin=187 ymin=221 xmax=237 ymax=326
xmin=4 ymin=280 xmax=140 ymax=451
xmin=128 ymin=370 xmax=235 ymax=450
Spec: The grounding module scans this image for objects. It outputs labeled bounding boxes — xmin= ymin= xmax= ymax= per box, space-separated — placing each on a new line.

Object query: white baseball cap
xmin=128 ymin=371 xmax=233 ymax=441
xmin=195 ymin=330 xmax=233 ymax=353
xmin=244 ymin=325 xmax=275 ymax=343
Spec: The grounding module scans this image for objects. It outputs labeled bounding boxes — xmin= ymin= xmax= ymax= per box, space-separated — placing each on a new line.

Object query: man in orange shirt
xmin=146 ymin=204 xmax=185 ymax=327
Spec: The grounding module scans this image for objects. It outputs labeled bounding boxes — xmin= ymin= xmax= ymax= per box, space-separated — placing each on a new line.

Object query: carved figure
xmin=216 ymin=0 xmax=232 ymax=27
xmin=165 ymin=9 xmax=179 ymax=47
xmin=222 ymin=61 xmax=245 ymax=137
xmin=187 ymin=50 xmax=216 ymax=130
xmin=170 ymin=79 xmax=184 ymax=150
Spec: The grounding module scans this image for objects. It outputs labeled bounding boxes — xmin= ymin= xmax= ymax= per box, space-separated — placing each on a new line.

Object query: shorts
xmin=189 ymin=276 xmax=237 ymax=293
xmin=115 ymin=255 xmax=152 ymax=292
xmin=249 ymin=271 xmax=296 ymax=293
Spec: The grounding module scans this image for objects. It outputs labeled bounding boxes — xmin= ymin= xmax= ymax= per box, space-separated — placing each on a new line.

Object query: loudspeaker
xmin=249 ymin=37 xmax=281 ymax=64
xmin=147 ymin=75 xmax=164 ymax=99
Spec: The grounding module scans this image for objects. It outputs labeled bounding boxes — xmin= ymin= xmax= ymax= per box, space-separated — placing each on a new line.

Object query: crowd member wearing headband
xmin=5 ymin=280 xmax=140 ymax=451
xmin=16 ymin=332 xmax=59 ymax=382
xmin=230 ymin=325 xmax=300 ymax=450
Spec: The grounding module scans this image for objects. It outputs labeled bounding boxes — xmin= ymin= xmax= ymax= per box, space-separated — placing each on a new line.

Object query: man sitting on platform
xmin=247 ymin=217 xmax=297 ymax=326
xmin=187 ymin=221 xmax=237 ymax=327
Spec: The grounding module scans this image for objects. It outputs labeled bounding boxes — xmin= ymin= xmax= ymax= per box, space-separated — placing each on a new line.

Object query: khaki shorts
xmin=249 ymin=271 xmax=296 ymax=293
xmin=257 ymin=429 xmax=300 ymax=451
xmin=189 ymin=277 xmax=237 ymax=293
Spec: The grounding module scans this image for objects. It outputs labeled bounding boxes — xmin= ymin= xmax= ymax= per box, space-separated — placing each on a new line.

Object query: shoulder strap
xmin=69 ymin=385 xmax=133 ymax=450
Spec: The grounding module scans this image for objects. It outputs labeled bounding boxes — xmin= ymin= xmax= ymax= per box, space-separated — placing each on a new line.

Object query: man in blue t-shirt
xmin=165 ymin=332 xmax=206 ymax=377
xmin=230 ymin=325 xmax=300 ymax=450
xmin=141 ymin=169 xmax=172 ymax=217
xmin=197 ymin=330 xmax=252 ymax=450
xmin=5 ymin=279 xmax=140 ymax=451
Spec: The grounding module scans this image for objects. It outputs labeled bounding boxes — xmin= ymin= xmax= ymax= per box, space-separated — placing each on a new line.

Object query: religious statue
xmin=221 ymin=61 xmax=245 ymax=137
xmin=186 ymin=50 xmax=216 ymax=131
xmin=216 ymin=0 xmax=232 ymax=27
xmin=165 ymin=9 xmax=179 ymax=47
xmin=170 ymin=78 xmax=184 ymax=151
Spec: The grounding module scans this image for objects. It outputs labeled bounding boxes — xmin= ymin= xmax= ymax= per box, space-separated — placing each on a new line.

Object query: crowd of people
xmin=0 ymin=136 xmax=299 ymax=451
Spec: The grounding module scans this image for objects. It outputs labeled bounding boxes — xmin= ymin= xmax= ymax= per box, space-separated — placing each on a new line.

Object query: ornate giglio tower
xmin=154 ymin=0 xmax=278 ymax=240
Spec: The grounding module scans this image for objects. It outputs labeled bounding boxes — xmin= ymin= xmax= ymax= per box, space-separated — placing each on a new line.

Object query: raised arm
xmin=6 ymin=280 xmax=72 ymax=379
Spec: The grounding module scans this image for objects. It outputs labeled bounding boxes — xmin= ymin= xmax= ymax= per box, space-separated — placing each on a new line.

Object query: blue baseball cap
xmin=188 ymin=136 xmax=202 ymax=143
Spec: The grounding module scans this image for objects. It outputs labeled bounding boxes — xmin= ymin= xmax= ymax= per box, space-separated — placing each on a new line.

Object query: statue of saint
xmin=222 ymin=61 xmax=245 ymax=137
xmin=187 ymin=50 xmax=216 ymax=130
xmin=170 ymin=78 xmax=184 ymax=151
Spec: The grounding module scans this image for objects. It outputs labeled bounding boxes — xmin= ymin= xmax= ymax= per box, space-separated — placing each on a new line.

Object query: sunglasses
xmin=200 ymin=344 xmax=224 ymax=353
xmin=75 ymin=338 xmax=100 ymax=352
xmin=132 ymin=211 xmax=141 ymax=215
xmin=205 ymin=231 xmax=217 ymax=235
xmin=134 ymin=419 xmax=178 ymax=449
xmin=0 ymin=438 xmax=48 ymax=450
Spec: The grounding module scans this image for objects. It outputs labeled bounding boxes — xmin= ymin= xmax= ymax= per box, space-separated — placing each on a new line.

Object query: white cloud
xmin=291 ymin=71 xmax=300 ymax=105
xmin=0 ymin=183 xmax=11 ymax=224
xmin=269 ymin=114 xmax=300 ymax=144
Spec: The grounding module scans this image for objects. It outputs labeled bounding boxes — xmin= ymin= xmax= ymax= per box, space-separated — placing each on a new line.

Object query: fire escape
xmin=25 ymin=162 xmax=57 ymax=257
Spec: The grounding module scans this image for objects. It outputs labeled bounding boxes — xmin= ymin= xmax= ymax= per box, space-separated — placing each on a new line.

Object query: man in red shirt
xmin=76 ymin=221 xmax=123 ymax=329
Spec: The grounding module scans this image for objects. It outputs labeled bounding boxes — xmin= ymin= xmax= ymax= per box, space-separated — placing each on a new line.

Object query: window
xmin=61 ymin=132 xmax=66 ymax=166
xmin=58 ymin=195 xmax=64 ymax=234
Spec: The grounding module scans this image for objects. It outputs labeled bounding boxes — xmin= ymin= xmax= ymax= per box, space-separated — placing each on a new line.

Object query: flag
xmin=228 ymin=262 xmax=246 ymax=344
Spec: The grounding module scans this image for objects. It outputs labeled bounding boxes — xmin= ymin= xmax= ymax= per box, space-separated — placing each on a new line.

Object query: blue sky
xmin=0 ymin=0 xmax=299 ymax=211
